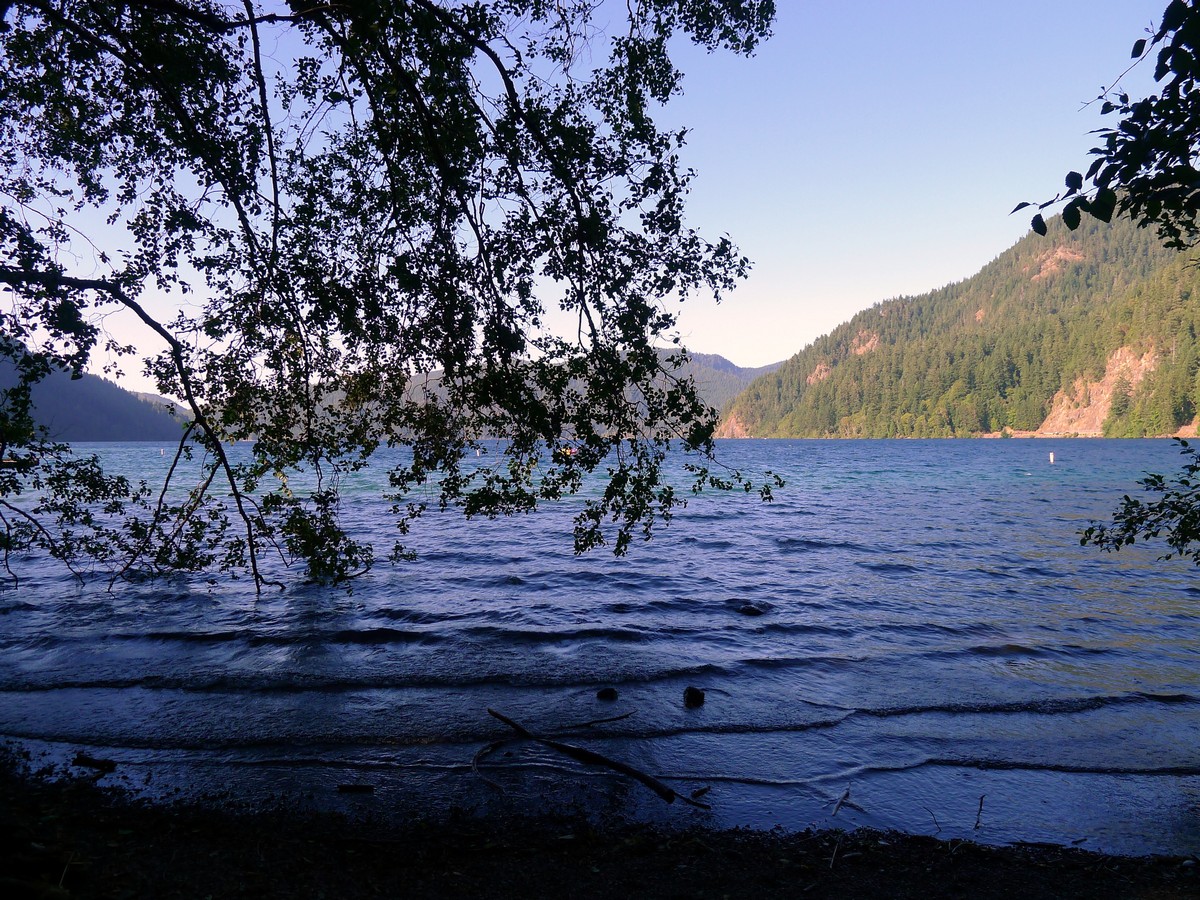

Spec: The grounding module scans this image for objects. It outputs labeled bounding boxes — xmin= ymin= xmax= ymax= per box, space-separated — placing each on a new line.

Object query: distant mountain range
xmin=13 ymin=351 xmax=773 ymax=443
xmin=672 ymin=351 xmax=783 ymax=412
xmin=22 ymin=211 xmax=1200 ymax=445
xmin=721 ymin=215 xmax=1200 ymax=438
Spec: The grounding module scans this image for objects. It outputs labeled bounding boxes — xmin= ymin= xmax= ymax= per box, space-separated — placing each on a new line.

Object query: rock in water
xmin=683 ymin=686 xmax=705 ymax=708
xmin=596 ymin=687 xmax=619 ymax=701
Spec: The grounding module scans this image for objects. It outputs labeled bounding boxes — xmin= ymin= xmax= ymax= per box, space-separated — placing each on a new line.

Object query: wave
xmin=851 ymin=757 xmax=1200 ymax=778
xmin=0 ymin=661 xmax=735 ymax=694
xmin=0 ymin=601 xmax=37 ymax=614
xmin=856 ymin=562 xmax=920 ymax=574
xmin=855 ymin=692 xmax=1200 ymax=720
xmin=773 ymin=536 xmax=873 ymax=553
xmin=128 ymin=628 xmax=443 ymax=647
xmin=459 ymin=625 xmax=651 ymax=644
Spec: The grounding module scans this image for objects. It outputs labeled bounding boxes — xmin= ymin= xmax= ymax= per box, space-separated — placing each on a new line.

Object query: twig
xmin=922 ymin=804 xmax=942 ymax=834
xmin=59 ymin=850 xmax=75 ymax=888
xmin=975 ymin=794 xmax=986 ymax=830
xmin=471 ymin=738 xmax=512 ymax=792
xmin=828 ymin=835 xmax=843 ymax=869
xmin=560 ymin=710 xmax=636 ymax=731
xmin=831 ymin=787 xmax=850 ymax=817
xmin=486 ymin=708 xmax=710 ymax=809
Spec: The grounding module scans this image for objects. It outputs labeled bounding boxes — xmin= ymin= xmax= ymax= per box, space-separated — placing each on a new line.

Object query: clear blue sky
xmin=657 ymin=1 xmax=1166 ymax=368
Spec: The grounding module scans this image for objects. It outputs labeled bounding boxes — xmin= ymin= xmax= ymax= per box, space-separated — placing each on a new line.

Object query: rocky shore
xmin=3 ymin=750 xmax=1198 ymax=899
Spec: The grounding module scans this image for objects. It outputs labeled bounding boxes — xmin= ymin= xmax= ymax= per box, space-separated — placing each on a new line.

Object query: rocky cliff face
xmin=1037 ymin=346 xmax=1157 ymax=436
xmin=715 ymin=412 xmax=752 ymax=438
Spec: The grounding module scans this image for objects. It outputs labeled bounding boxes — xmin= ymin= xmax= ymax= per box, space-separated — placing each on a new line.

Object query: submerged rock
xmin=596 ymin=687 xmax=619 ymax=701
xmin=683 ymin=686 xmax=705 ymax=708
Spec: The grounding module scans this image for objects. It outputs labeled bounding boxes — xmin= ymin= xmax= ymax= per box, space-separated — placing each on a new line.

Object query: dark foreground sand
xmin=3 ymin=750 xmax=1198 ymax=899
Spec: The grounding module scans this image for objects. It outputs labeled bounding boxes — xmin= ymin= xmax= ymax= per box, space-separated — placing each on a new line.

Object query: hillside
xmin=2 ymin=366 xmax=188 ymax=442
xmin=5 ymin=352 xmax=763 ymax=444
xmin=672 ymin=352 xmax=783 ymax=412
xmin=721 ymin=216 xmax=1200 ymax=438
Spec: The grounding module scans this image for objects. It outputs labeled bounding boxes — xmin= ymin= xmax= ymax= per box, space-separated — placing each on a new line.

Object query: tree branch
xmin=0 ymin=266 xmax=278 ymax=591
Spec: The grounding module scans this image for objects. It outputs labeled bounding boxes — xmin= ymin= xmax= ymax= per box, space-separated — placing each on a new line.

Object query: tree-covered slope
xmin=673 ymin=352 xmax=783 ymax=412
xmin=0 ymin=365 xmax=188 ymax=442
xmin=722 ymin=216 xmax=1200 ymax=438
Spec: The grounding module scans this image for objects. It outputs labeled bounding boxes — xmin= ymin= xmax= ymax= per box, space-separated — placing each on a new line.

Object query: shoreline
xmin=4 ymin=751 xmax=1197 ymax=899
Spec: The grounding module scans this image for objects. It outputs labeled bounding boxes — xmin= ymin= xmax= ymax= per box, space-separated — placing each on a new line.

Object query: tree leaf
xmin=1090 ymin=187 xmax=1117 ymax=223
xmin=1062 ymin=201 xmax=1081 ymax=230
xmin=1132 ymin=38 xmax=1147 ymax=58
xmin=1010 ymin=201 xmax=1032 ymax=214
xmin=0 ymin=0 xmax=781 ymax=589
xmin=1065 ymin=171 xmax=1083 ymax=193
xmin=1031 ymin=214 xmax=1048 ymax=236
xmin=1159 ymin=0 xmax=1188 ymax=38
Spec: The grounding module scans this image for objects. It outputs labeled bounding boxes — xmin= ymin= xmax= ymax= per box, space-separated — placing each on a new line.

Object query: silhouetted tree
xmin=0 ymin=0 xmax=778 ymax=587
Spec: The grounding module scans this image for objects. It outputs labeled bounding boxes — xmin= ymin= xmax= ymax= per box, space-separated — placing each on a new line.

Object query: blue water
xmin=2 ymin=439 xmax=1199 ymax=855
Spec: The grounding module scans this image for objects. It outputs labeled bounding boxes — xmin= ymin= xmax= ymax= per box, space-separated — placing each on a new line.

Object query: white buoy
xmin=1049 ymin=452 xmax=1055 ymax=465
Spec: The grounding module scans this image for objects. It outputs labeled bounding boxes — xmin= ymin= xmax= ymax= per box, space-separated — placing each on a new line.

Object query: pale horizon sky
xmin=658 ymin=0 xmax=1166 ymax=369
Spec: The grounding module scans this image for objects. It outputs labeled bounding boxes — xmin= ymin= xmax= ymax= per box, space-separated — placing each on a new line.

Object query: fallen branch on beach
xmin=479 ymin=708 xmax=711 ymax=810
xmin=471 ymin=710 xmax=638 ymax=793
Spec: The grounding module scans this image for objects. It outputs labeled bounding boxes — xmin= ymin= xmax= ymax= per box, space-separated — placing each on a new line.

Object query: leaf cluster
xmin=1082 ymin=438 xmax=1200 ymax=563
xmin=1020 ymin=0 xmax=1200 ymax=248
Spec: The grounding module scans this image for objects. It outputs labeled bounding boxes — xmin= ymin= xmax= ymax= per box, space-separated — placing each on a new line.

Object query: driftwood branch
xmin=560 ymin=710 xmax=636 ymax=731
xmin=485 ymin=708 xmax=710 ymax=810
xmin=471 ymin=738 xmax=513 ymax=793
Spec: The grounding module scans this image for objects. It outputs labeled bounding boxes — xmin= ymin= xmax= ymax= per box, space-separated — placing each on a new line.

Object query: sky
xmin=84 ymin=1 xmax=1168 ymax=391
xmin=651 ymin=0 xmax=1166 ymax=368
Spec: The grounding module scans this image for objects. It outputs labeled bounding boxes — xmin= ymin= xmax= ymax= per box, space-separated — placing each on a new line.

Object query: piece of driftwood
xmin=560 ymin=710 xmax=636 ymax=731
xmin=472 ymin=710 xmax=636 ymax=792
xmin=831 ymin=787 xmax=850 ymax=817
xmin=486 ymin=708 xmax=710 ymax=810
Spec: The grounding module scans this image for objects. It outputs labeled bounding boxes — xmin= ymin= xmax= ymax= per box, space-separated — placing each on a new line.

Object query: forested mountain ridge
xmin=1 ymin=364 xmax=188 ymax=442
xmin=673 ymin=352 xmax=783 ymax=412
xmin=721 ymin=215 xmax=1200 ymax=438
xmin=9 ymin=353 xmax=763 ymax=444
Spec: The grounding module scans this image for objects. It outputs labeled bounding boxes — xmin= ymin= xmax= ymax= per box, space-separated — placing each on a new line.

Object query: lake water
xmin=2 ymin=439 xmax=1199 ymax=855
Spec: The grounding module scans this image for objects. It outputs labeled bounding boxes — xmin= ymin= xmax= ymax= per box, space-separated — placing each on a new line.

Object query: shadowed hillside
xmin=2 ymin=365 xmax=187 ymax=442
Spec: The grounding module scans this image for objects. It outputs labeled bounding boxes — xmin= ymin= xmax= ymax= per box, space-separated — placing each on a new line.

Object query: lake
xmin=2 ymin=438 xmax=1198 ymax=855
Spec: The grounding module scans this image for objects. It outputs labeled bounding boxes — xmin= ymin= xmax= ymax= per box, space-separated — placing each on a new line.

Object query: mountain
xmin=8 ymin=351 xmax=766 ymax=444
xmin=721 ymin=215 xmax=1200 ymax=438
xmin=670 ymin=351 xmax=784 ymax=412
xmin=2 ymin=366 xmax=188 ymax=442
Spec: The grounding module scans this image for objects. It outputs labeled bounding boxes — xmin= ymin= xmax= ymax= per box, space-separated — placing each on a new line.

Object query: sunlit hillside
xmin=722 ymin=216 xmax=1200 ymax=438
